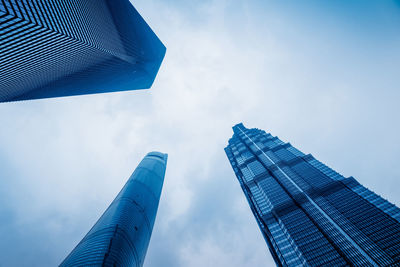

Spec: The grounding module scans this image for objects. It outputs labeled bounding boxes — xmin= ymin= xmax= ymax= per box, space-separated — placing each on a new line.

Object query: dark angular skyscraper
xmin=61 ymin=152 xmax=167 ymax=267
xmin=225 ymin=123 xmax=400 ymax=266
xmin=0 ymin=0 xmax=165 ymax=102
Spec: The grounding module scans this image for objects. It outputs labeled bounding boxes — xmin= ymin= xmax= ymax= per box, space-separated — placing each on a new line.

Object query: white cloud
xmin=0 ymin=0 xmax=399 ymax=266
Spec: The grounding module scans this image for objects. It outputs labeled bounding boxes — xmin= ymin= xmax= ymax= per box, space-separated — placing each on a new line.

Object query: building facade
xmin=61 ymin=152 xmax=167 ymax=267
xmin=0 ymin=0 xmax=165 ymax=102
xmin=225 ymin=123 xmax=400 ymax=266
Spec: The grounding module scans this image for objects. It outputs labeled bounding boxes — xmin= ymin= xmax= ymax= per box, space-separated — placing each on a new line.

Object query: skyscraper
xmin=0 ymin=0 xmax=165 ymax=102
xmin=225 ymin=123 xmax=400 ymax=266
xmin=61 ymin=152 xmax=167 ymax=267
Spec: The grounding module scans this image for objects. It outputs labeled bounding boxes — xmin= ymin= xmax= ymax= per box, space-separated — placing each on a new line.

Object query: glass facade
xmin=60 ymin=152 xmax=167 ymax=267
xmin=225 ymin=123 xmax=400 ymax=266
xmin=0 ymin=0 xmax=165 ymax=102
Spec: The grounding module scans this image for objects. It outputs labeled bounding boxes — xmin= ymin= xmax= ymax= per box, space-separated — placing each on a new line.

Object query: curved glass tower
xmin=225 ymin=123 xmax=400 ymax=266
xmin=0 ymin=0 xmax=166 ymax=102
xmin=61 ymin=152 xmax=167 ymax=267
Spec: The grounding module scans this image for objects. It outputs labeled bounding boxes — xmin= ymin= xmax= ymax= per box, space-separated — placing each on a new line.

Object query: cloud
xmin=0 ymin=0 xmax=399 ymax=266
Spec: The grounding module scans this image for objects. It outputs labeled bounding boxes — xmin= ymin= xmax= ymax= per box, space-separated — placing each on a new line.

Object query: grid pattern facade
xmin=61 ymin=152 xmax=167 ymax=267
xmin=225 ymin=123 xmax=400 ymax=267
xmin=0 ymin=0 xmax=166 ymax=102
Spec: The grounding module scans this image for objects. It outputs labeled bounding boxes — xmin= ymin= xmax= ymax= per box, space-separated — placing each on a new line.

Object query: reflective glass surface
xmin=225 ymin=123 xmax=400 ymax=266
xmin=0 ymin=0 xmax=166 ymax=102
xmin=61 ymin=152 xmax=167 ymax=267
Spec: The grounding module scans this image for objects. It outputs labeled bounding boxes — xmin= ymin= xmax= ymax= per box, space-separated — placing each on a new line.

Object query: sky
xmin=0 ymin=0 xmax=400 ymax=266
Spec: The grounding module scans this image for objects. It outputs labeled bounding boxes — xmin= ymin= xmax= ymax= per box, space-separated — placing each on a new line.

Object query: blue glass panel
xmin=0 ymin=0 xmax=166 ymax=102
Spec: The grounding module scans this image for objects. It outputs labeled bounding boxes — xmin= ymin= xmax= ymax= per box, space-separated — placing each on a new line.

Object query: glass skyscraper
xmin=0 ymin=0 xmax=165 ymax=102
xmin=225 ymin=123 xmax=400 ymax=266
xmin=61 ymin=152 xmax=167 ymax=267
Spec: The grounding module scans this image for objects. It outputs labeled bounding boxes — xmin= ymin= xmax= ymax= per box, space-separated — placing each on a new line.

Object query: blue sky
xmin=0 ymin=0 xmax=400 ymax=266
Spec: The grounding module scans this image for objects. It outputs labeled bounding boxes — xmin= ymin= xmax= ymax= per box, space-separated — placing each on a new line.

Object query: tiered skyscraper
xmin=225 ymin=123 xmax=400 ymax=266
xmin=0 ymin=0 xmax=165 ymax=102
xmin=61 ymin=152 xmax=167 ymax=267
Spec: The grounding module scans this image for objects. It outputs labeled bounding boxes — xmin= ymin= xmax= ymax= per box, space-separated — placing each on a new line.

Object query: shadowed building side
xmin=0 ymin=0 xmax=166 ymax=102
xmin=60 ymin=152 xmax=167 ymax=267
